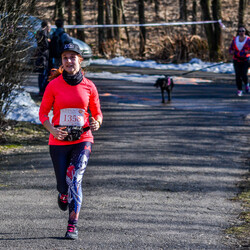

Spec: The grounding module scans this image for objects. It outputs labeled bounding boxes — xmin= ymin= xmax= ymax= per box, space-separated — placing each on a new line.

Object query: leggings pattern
xmin=50 ymin=142 xmax=92 ymax=225
xmin=67 ymin=151 xmax=90 ymax=223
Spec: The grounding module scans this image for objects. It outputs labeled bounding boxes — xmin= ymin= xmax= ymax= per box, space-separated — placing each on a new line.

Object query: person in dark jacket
xmin=50 ymin=19 xmax=72 ymax=69
xmin=229 ymin=26 xmax=250 ymax=96
xmin=35 ymin=20 xmax=51 ymax=96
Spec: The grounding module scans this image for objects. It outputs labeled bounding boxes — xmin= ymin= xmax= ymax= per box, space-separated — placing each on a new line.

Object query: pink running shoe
xmin=65 ymin=224 xmax=78 ymax=240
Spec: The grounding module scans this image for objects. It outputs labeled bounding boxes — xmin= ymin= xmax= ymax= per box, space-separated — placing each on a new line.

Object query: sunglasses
xmin=238 ymin=30 xmax=245 ymax=32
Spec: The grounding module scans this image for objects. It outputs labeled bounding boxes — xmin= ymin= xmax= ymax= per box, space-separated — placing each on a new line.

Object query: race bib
xmin=59 ymin=108 xmax=85 ymax=126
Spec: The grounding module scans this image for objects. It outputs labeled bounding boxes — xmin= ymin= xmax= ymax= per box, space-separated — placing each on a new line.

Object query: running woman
xmin=39 ymin=43 xmax=103 ymax=240
xmin=229 ymin=26 xmax=250 ymax=96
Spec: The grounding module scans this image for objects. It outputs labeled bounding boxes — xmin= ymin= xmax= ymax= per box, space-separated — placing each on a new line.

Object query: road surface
xmin=0 ymin=67 xmax=249 ymax=249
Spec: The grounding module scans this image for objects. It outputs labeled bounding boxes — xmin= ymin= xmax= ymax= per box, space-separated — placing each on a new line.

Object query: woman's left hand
xmin=90 ymin=117 xmax=101 ymax=131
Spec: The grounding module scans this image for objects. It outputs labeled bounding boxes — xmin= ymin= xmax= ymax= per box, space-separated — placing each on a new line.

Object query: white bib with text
xmin=59 ymin=108 xmax=85 ymax=126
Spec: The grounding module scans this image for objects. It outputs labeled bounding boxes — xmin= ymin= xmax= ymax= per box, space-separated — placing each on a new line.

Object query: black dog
xmin=154 ymin=76 xmax=174 ymax=103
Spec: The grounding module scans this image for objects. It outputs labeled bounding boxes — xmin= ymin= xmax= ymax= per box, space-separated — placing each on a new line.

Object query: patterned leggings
xmin=50 ymin=141 xmax=92 ymax=225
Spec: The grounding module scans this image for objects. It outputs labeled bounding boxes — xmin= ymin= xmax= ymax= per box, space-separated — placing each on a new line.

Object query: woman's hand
xmin=42 ymin=120 xmax=68 ymax=140
xmin=52 ymin=127 xmax=68 ymax=140
xmin=90 ymin=117 xmax=101 ymax=131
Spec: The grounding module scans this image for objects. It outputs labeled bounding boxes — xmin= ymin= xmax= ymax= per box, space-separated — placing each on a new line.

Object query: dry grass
xmin=0 ymin=120 xmax=48 ymax=153
xmin=227 ymin=171 xmax=250 ymax=247
xmin=150 ymin=34 xmax=209 ymax=63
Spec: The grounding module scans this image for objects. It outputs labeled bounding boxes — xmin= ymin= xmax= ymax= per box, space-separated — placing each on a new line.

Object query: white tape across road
xmin=51 ymin=19 xmax=226 ymax=29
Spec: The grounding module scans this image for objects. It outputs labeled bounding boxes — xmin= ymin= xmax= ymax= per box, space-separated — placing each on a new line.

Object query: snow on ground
xmin=85 ymin=71 xmax=213 ymax=84
xmin=7 ymin=57 xmax=236 ymax=124
xmin=91 ymin=57 xmax=235 ymax=74
xmin=6 ymin=90 xmax=41 ymax=124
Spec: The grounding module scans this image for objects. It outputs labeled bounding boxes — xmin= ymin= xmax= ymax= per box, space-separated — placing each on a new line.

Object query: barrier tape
xmin=51 ymin=19 xmax=226 ymax=29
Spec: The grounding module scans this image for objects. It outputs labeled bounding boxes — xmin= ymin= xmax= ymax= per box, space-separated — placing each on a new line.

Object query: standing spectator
xmin=229 ymin=26 xmax=250 ymax=96
xmin=50 ymin=19 xmax=72 ymax=68
xmin=39 ymin=43 xmax=103 ymax=240
xmin=35 ymin=20 xmax=51 ymax=96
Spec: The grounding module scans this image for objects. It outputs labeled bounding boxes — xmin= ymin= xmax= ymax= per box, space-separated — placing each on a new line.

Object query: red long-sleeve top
xmin=39 ymin=74 xmax=103 ymax=145
xmin=229 ymin=36 xmax=250 ymax=62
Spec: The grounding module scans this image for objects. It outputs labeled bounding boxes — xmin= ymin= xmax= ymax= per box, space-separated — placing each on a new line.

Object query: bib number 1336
xmin=59 ymin=108 xmax=85 ymax=126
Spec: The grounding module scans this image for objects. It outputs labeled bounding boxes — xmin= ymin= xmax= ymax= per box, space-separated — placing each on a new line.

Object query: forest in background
xmin=34 ymin=0 xmax=249 ymax=62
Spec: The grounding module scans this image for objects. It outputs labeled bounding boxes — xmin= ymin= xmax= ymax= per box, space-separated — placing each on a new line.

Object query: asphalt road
xmin=0 ymin=67 xmax=249 ymax=249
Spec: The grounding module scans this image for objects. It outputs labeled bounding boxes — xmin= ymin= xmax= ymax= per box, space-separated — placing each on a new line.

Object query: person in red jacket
xmin=39 ymin=43 xmax=103 ymax=240
xmin=229 ymin=26 xmax=250 ymax=96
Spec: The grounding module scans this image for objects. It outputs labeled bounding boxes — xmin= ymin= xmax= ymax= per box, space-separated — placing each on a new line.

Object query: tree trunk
xmin=66 ymin=0 xmax=73 ymax=36
xmin=98 ymin=0 xmax=105 ymax=54
xmin=105 ymin=0 xmax=114 ymax=39
xmin=179 ymin=0 xmax=187 ymax=21
xmin=54 ymin=0 xmax=58 ymax=19
xmin=55 ymin=0 xmax=65 ymax=20
xmin=67 ymin=0 xmax=73 ymax=24
xmin=212 ymin=0 xmax=223 ymax=59
xmin=138 ymin=0 xmax=146 ymax=56
xmin=113 ymin=0 xmax=122 ymax=40
xmin=154 ymin=0 xmax=160 ymax=21
xmin=75 ymin=0 xmax=85 ymax=41
xmin=121 ymin=0 xmax=130 ymax=46
xmin=200 ymin=0 xmax=223 ymax=60
xmin=200 ymin=0 xmax=215 ymax=60
xmin=238 ymin=0 xmax=247 ymax=27
xmin=191 ymin=0 xmax=197 ymax=35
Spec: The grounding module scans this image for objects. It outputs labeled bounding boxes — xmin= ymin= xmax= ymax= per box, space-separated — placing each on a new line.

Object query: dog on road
xmin=154 ymin=76 xmax=174 ymax=103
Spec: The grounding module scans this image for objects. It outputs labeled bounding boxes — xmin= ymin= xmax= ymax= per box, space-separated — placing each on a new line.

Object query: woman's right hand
xmin=51 ymin=127 xmax=68 ymax=140
xmin=42 ymin=120 xmax=68 ymax=140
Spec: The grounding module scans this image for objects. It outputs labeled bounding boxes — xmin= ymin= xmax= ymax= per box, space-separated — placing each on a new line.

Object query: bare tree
xmin=153 ymin=0 xmax=160 ymax=21
xmin=0 ymin=0 xmax=36 ymax=126
xmin=179 ymin=0 xmax=187 ymax=21
xmin=200 ymin=0 xmax=223 ymax=60
xmin=113 ymin=0 xmax=122 ymax=40
xmin=54 ymin=0 xmax=65 ymax=20
xmin=105 ymin=0 xmax=114 ymax=39
xmin=238 ymin=0 xmax=248 ymax=27
xmin=192 ymin=0 xmax=197 ymax=35
xmin=66 ymin=0 xmax=73 ymax=36
xmin=75 ymin=0 xmax=85 ymax=41
xmin=138 ymin=0 xmax=146 ymax=56
xmin=98 ymin=0 xmax=105 ymax=54
xmin=212 ymin=0 xmax=223 ymax=58
xmin=67 ymin=0 xmax=73 ymax=25
xmin=121 ymin=0 xmax=130 ymax=46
